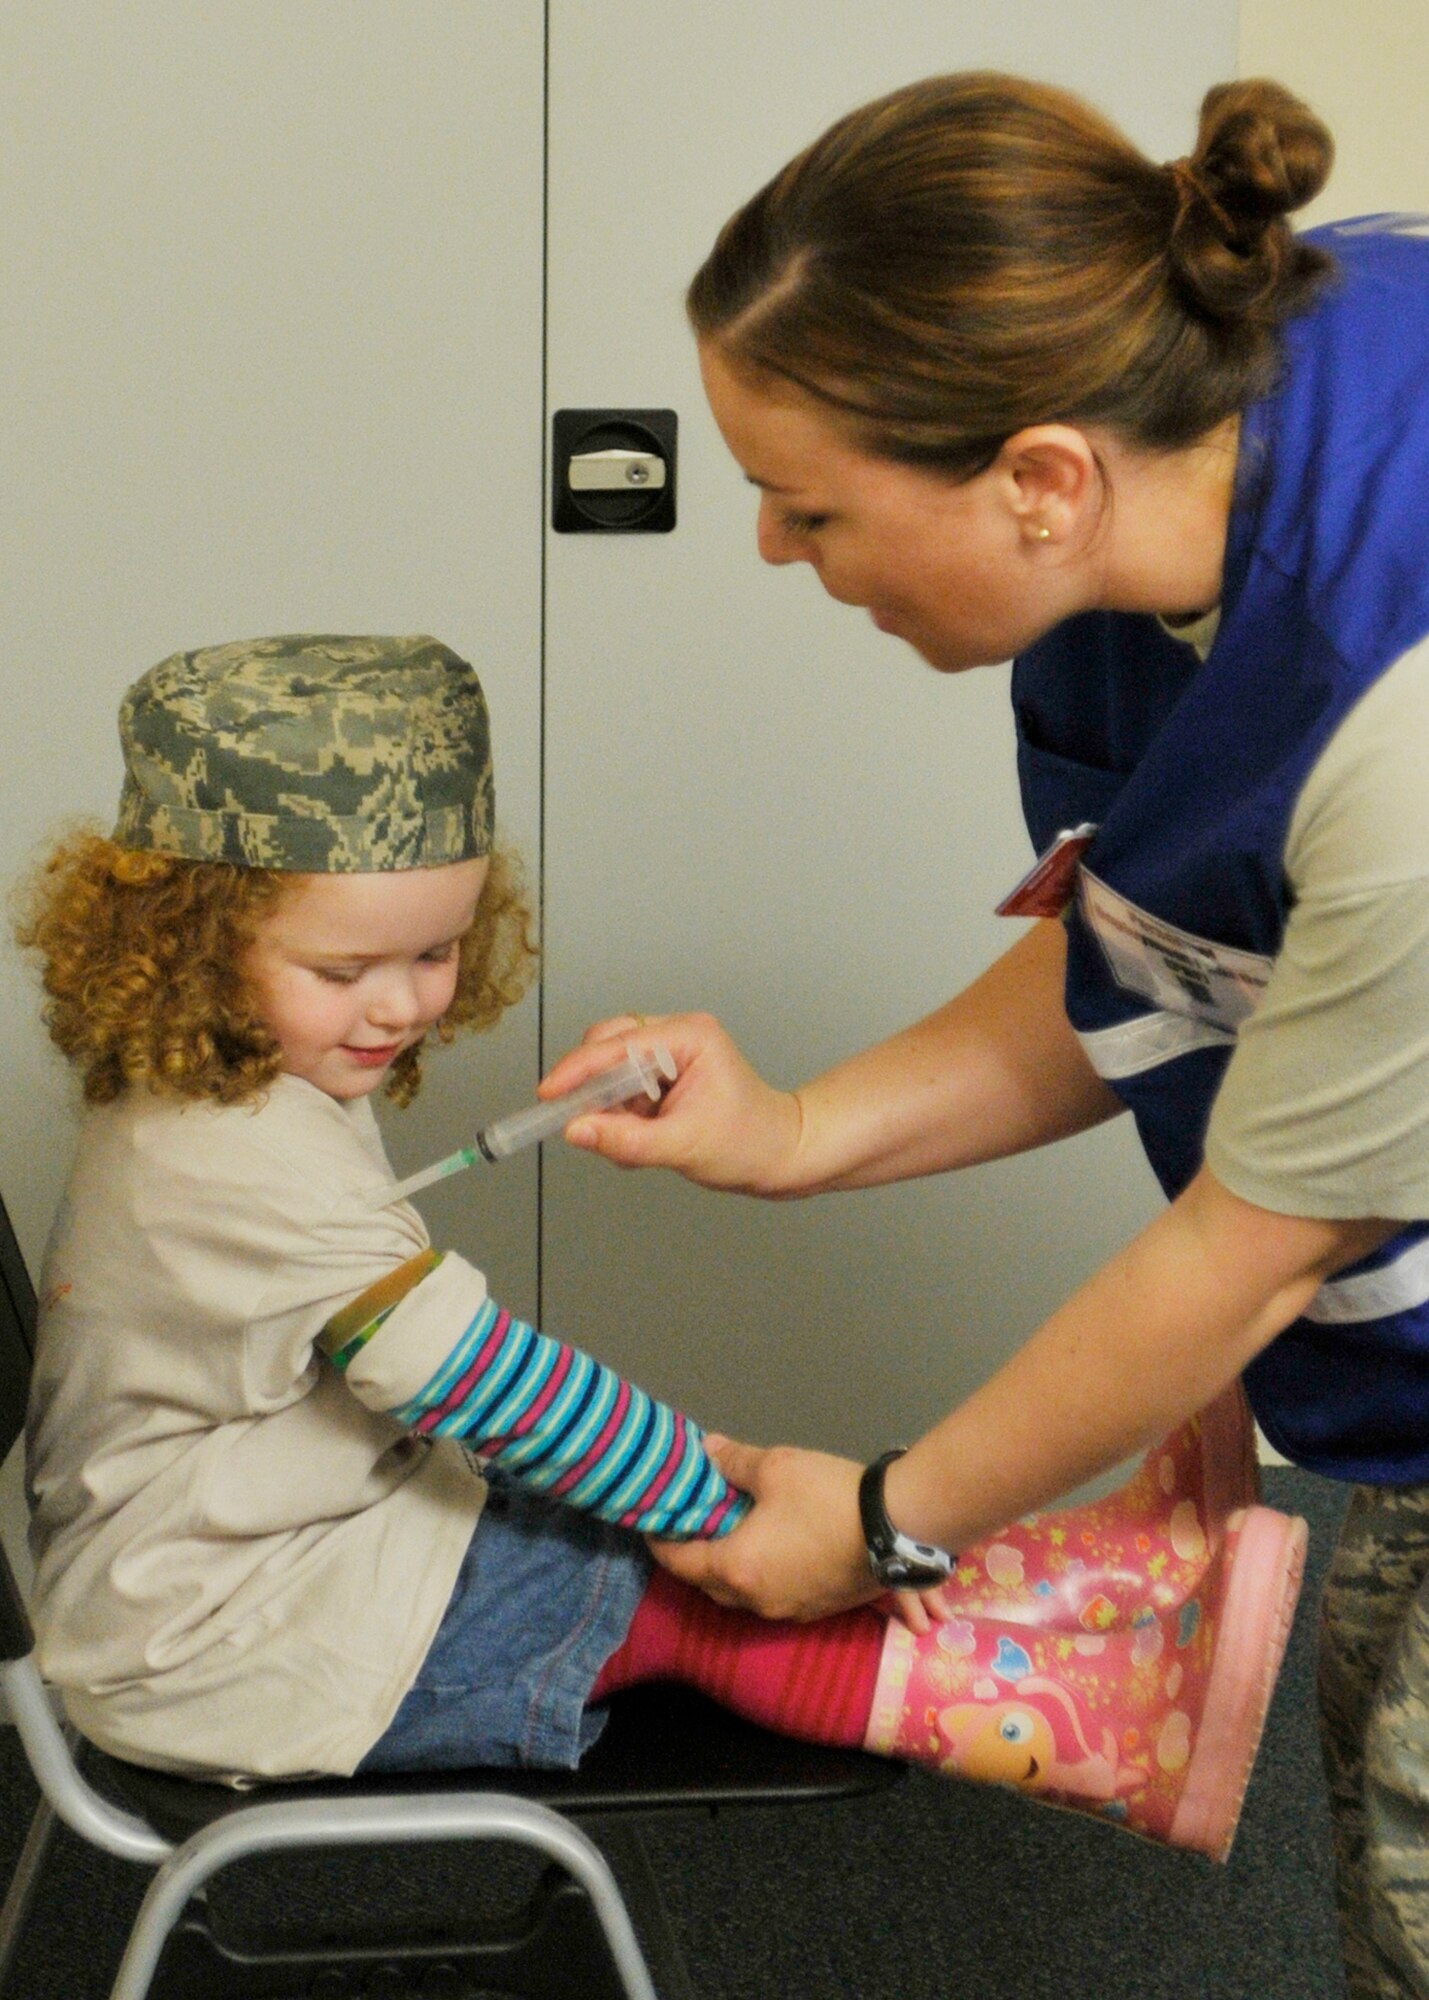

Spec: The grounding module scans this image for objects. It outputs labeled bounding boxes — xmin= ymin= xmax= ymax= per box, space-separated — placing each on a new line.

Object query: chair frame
xmin=0 ymin=1652 xmax=655 ymax=2000
xmin=0 ymin=1186 xmax=896 ymax=2000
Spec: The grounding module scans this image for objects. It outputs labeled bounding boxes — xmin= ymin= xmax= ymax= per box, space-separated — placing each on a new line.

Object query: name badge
xmin=1078 ymin=870 xmax=1273 ymax=1031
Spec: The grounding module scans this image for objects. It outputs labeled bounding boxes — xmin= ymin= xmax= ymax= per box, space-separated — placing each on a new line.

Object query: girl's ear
xmin=995 ymin=425 xmax=1101 ymax=547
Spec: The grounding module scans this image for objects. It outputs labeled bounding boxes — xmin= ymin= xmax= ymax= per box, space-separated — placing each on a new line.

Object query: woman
xmin=545 ymin=73 xmax=1429 ymax=1996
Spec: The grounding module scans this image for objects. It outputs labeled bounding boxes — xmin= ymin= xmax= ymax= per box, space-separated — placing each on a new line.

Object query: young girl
xmin=19 ymin=632 xmax=1302 ymax=1859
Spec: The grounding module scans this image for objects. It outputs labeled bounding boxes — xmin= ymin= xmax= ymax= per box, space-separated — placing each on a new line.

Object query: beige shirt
xmin=26 ymin=1075 xmax=486 ymax=1781
xmin=1152 ymin=620 xmax=1429 ymax=1220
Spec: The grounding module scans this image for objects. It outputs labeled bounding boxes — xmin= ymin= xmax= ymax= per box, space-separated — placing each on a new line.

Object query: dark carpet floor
xmin=0 ymin=1464 xmax=1348 ymax=1999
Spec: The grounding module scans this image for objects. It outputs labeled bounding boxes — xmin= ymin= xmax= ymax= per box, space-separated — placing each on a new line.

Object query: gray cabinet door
xmin=541 ymin=0 xmax=1238 ymax=1456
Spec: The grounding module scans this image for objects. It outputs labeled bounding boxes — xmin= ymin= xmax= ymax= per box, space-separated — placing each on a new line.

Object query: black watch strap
xmin=858 ymin=1449 xmax=956 ymax=1589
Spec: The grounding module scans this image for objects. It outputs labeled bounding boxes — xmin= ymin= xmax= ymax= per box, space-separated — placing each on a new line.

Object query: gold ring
xmin=632 ymin=1013 xmax=648 ymax=1029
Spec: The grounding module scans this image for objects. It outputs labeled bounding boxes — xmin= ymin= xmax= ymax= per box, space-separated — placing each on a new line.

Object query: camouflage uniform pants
xmin=1321 ymin=1482 xmax=1429 ymax=1997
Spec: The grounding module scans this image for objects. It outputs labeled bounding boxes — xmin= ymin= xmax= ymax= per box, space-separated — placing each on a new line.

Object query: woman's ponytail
xmin=1167 ymin=79 xmax=1334 ymax=327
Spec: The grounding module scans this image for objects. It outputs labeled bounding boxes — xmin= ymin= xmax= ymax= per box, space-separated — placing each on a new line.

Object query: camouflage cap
xmin=113 ymin=634 xmax=494 ymax=872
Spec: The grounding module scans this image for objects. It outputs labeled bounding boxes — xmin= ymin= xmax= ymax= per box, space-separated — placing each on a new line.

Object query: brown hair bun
xmin=1168 ymin=79 xmax=1335 ymax=325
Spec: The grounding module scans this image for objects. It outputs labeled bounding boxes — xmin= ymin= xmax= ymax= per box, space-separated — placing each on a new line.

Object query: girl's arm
xmin=653 ymin=1166 xmax=1394 ymax=1621
xmin=318 ymin=1252 xmax=748 ymax=1540
xmin=545 ymin=919 xmax=1124 ymax=1198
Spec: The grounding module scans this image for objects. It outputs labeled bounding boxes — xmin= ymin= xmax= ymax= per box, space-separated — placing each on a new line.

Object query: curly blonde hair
xmin=14 ymin=828 xmax=537 ymax=1108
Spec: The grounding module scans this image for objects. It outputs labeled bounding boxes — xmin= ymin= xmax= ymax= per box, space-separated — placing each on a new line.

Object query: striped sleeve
xmin=317 ymin=1250 xmax=748 ymax=1541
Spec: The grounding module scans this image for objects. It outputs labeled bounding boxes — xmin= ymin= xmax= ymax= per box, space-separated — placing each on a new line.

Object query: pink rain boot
xmin=942 ymin=1383 xmax=1260 ymax=1635
xmin=866 ymin=1500 xmax=1306 ymax=1860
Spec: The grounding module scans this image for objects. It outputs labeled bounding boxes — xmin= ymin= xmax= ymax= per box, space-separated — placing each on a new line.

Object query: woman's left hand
xmin=652 ymin=1435 xmax=952 ymax=1632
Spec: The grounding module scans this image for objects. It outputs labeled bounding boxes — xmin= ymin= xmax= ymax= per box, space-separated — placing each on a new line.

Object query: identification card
xmin=995 ymin=823 xmax=1098 ymax=918
xmin=1078 ymin=869 xmax=1273 ymax=1030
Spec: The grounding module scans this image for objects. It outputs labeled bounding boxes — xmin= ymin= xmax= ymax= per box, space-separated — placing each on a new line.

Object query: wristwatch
xmin=858 ymin=1449 xmax=957 ymax=1588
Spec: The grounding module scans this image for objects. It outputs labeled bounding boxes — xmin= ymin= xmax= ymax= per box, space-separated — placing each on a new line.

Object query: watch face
xmin=860 ymin=1452 xmax=954 ymax=1586
xmin=876 ymin=1552 xmax=948 ymax=1588
xmin=884 ymin=1529 xmax=955 ymax=1587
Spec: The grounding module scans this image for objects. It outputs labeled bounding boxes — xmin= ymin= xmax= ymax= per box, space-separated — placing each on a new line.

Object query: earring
xmin=1035 ymin=524 xmax=1052 ymax=542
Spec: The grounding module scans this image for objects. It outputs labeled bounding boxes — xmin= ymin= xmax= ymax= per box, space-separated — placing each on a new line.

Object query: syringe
xmin=369 ymin=1043 xmax=676 ymax=1209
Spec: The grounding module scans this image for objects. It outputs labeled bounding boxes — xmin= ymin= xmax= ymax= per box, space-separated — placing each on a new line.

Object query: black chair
xmin=0 ymin=1189 xmax=898 ymax=1999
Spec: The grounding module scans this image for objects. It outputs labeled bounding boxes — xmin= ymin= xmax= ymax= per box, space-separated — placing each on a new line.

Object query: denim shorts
xmin=357 ymin=1477 xmax=651 ymax=1773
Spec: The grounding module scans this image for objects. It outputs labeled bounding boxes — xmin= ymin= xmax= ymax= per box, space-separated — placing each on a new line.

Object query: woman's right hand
xmin=540 ymin=1011 xmax=805 ymax=1195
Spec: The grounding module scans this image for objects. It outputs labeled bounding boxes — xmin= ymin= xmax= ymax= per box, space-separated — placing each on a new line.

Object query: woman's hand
xmin=656 ymin=1436 xmax=954 ymax=1632
xmin=647 ymin=1437 xmax=870 ymax=1622
xmin=540 ymin=1011 xmax=805 ymax=1196
xmin=652 ymin=1438 xmax=874 ymax=1621
xmin=544 ymin=926 xmax=1123 ymax=1203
